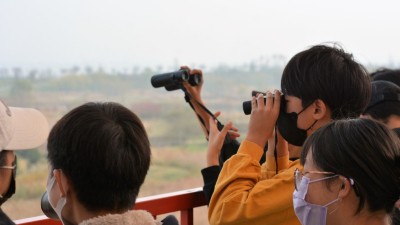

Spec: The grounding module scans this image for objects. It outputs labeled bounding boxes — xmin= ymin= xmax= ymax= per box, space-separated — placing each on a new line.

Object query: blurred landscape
xmin=2 ymin=0 xmax=400 ymax=223
xmin=0 ymin=62 xmax=283 ymax=224
xmin=0 ymin=61 xmax=385 ymax=224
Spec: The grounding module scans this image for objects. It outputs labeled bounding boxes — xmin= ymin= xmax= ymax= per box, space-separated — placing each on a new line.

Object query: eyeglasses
xmin=0 ymin=156 xmax=17 ymax=177
xmin=294 ymin=168 xmax=338 ymax=191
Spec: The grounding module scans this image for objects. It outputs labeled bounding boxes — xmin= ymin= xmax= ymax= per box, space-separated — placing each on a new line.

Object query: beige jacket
xmin=79 ymin=210 xmax=162 ymax=225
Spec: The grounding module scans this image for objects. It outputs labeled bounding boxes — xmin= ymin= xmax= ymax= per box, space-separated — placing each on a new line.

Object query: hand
xmin=246 ymin=90 xmax=281 ymax=149
xmin=180 ymin=65 xmax=204 ymax=102
xmin=267 ymin=128 xmax=288 ymax=158
xmin=207 ymin=112 xmax=234 ymax=167
xmin=212 ymin=111 xmax=240 ymax=141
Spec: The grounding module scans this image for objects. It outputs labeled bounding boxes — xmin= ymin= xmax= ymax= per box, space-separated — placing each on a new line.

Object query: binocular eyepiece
xmin=151 ymin=69 xmax=201 ymax=91
xmin=41 ymin=191 xmax=58 ymax=220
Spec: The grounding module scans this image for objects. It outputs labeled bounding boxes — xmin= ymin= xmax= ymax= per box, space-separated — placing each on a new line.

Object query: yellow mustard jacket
xmin=209 ymin=140 xmax=302 ymax=225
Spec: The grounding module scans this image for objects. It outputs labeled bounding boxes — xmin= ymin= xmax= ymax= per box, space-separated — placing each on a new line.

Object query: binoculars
xmin=242 ymin=91 xmax=284 ymax=115
xmin=151 ymin=69 xmax=201 ymax=91
xmin=41 ymin=191 xmax=58 ymax=219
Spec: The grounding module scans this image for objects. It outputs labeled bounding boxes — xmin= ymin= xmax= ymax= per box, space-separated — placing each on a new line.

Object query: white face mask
xmin=46 ymin=174 xmax=67 ymax=224
xmin=293 ymin=176 xmax=341 ymax=225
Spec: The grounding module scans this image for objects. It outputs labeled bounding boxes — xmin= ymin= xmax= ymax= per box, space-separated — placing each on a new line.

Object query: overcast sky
xmin=1 ymin=0 xmax=399 ymax=70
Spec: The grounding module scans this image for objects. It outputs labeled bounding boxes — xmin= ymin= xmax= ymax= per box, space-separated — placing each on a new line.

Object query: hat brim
xmin=4 ymin=107 xmax=49 ymax=151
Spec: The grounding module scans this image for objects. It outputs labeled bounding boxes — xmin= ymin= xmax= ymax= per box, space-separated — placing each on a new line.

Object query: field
xmin=3 ymin=146 xmax=209 ymax=224
xmin=0 ymin=67 xmax=281 ymax=224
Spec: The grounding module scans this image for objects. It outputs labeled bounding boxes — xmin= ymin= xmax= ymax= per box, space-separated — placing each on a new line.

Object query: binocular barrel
xmin=242 ymin=94 xmax=283 ymax=115
xmin=151 ymin=69 xmax=190 ymax=88
xmin=188 ymin=74 xmax=201 ymax=86
xmin=151 ymin=69 xmax=202 ymax=91
xmin=242 ymin=97 xmax=267 ymax=115
xmin=41 ymin=191 xmax=58 ymax=220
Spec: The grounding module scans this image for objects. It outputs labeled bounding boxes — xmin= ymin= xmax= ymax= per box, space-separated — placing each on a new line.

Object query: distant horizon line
xmin=1 ymin=54 xmax=399 ymax=76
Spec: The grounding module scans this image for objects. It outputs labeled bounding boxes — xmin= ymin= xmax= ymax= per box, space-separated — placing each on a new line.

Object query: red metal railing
xmin=14 ymin=187 xmax=207 ymax=225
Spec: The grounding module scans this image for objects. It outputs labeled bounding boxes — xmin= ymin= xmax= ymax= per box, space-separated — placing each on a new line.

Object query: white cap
xmin=0 ymin=100 xmax=49 ymax=151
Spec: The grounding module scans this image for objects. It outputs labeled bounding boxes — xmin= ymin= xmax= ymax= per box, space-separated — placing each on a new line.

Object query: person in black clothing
xmin=177 ymin=67 xmax=240 ymax=204
xmin=0 ymin=99 xmax=49 ymax=225
xmin=371 ymin=68 xmax=400 ymax=87
xmin=362 ymin=69 xmax=400 ymax=225
xmin=180 ymin=67 xmax=297 ymax=204
xmin=362 ymin=80 xmax=400 ymax=136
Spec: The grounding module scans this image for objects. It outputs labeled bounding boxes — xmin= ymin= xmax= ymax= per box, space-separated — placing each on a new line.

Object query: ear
xmin=53 ymin=169 xmax=69 ymax=197
xmin=312 ymin=99 xmax=329 ymax=120
xmin=337 ymin=176 xmax=353 ymax=199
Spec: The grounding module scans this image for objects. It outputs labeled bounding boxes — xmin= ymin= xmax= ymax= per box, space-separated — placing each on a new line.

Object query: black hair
xmin=371 ymin=68 xmax=400 ymax=87
xmin=301 ymin=118 xmax=400 ymax=214
xmin=47 ymin=102 xmax=151 ymax=212
xmin=281 ymin=44 xmax=371 ymax=119
xmin=364 ymin=80 xmax=400 ymax=123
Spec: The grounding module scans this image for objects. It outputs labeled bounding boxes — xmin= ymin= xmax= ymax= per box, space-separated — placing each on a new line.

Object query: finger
xmin=251 ymin=96 xmax=257 ymax=112
xmin=228 ymin=130 xmax=240 ymax=139
xmin=265 ymin=91 xmax=273 ymax=109
xmin=257 ymin=93 xmax=265 ymax=108
xmin=221 ymin=121 xmax=233 ymax=136
xmin=188 ymin=69 xmax=204 ymax=85
xmin=230 ymin=125 xmax=239 ymax=132
xmin=180 ymin=65 xmax=190 ymax=71
xmin=191 ymin=69 xmax=203 ymax=76
xmin=272 ymin=90 xmax=281 ymax=114
xmin=209 ymin=117 xmax=218 ymax=132
xmin=213 ymin=111 xmax=221 ymax=119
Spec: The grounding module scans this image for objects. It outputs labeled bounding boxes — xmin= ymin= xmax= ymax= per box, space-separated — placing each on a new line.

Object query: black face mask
xmin=0 ymin=156 xmax=17 ymax=206
xmin=277 ymin=99 xmax=317 ymax=146
xmin=0 ymin=173 xmax=16 ymax=206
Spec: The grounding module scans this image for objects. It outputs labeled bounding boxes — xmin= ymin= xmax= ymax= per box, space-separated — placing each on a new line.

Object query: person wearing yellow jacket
xmin=206 ymin=44 xmax=372 ymax=225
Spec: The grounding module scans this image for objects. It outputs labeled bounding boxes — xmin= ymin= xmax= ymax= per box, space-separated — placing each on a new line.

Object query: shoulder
xmin=79 ymin=210 xmax=161 ymax=225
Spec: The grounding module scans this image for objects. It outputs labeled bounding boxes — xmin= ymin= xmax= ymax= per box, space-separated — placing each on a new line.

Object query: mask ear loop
xmin=325 ymin=176 xmax=345 ymax=215
xmin=300 ymin=100 xmax=318 ymax=132
xmin=327 ymin=177 xmax=356 ymax=214
xmin=326 ymin=197 xmax=342 ymax=215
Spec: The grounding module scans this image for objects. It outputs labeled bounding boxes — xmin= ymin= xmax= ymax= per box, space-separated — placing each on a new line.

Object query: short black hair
xmin=281 ymin=44 xmax=371 ymax=119
xmin=364 ymin=80 xmax=400 ymax=123
xmin=47 ymin=102 xmax=151 ymax=212
xmin=301 ymin=118 xmax=400 ymax=214
xmin=371 ymin=68 xmax=400 ymax=86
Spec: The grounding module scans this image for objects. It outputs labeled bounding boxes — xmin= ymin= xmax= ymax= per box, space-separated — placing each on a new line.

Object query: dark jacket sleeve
xmin=201 ymin=165 xmax=221 ymax=205
xmin=161 ymin=215 xmax=179 ymax=225
xmin=218 ymin=139 xmax=241 ymax=166
xmin=201 ymin=139 xmax=268 ymax=205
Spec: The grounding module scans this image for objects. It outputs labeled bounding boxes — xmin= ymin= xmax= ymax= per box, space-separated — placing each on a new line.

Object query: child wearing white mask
xmin=294 ymin=118 xmax=400 ymax=225
xmin=44 ymin=102 xmax=178 ymax=225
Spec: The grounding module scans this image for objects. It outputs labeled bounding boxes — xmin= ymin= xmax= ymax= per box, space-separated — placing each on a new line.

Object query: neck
xmin=352 ymin=211 xmax=390 ymax=225
xmin=68 ymin=195 xmax=127 ymax=224
xmin=332 ymin=206 xmax=390 ymax=225
xmin=288 ymin=145 xmax=301 ymax=159
xmin=306 ymin=116 xmax=332 ymax=136
xmin=385 ymin=115 xmax=400 ymax=129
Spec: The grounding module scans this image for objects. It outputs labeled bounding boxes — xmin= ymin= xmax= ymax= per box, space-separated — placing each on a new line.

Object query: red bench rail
xmin=14 ymin=187 xmax=207 ymax=225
